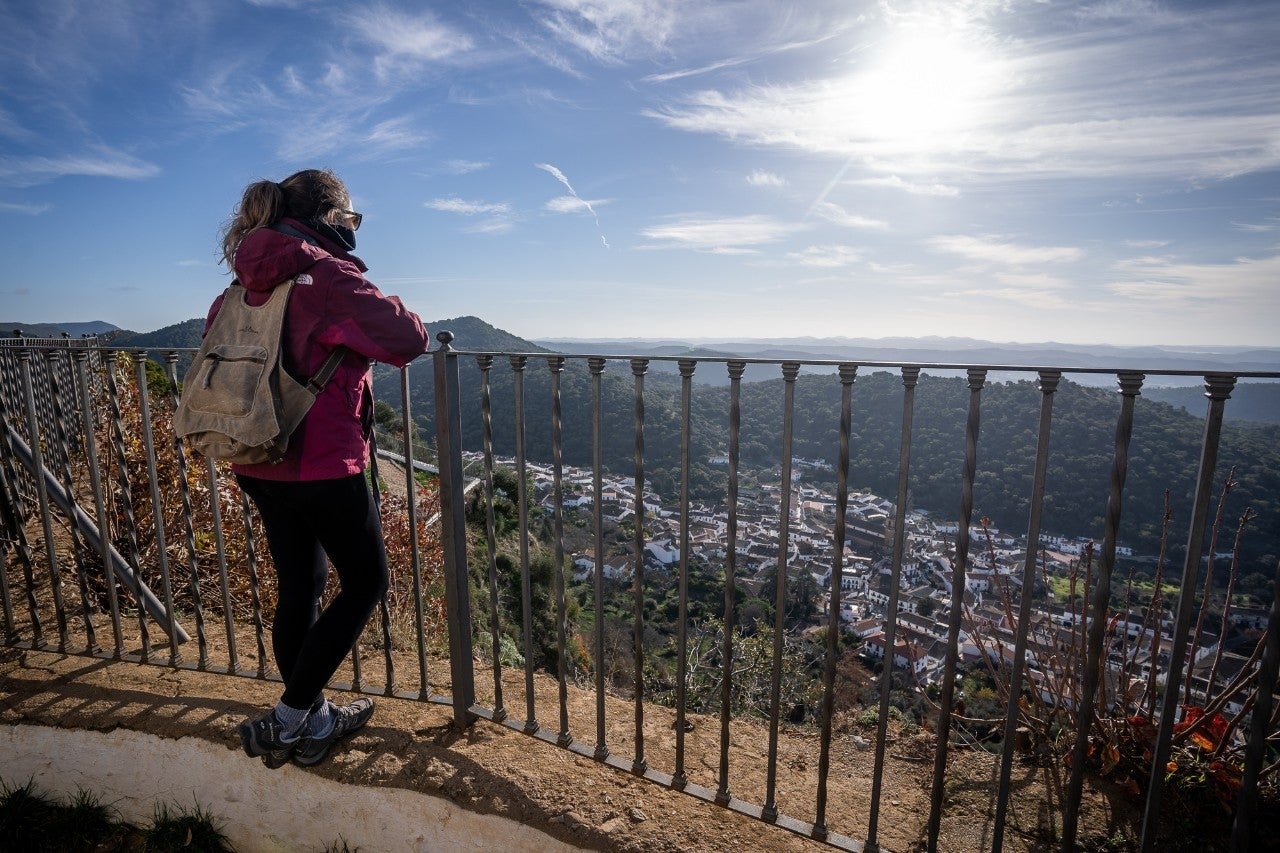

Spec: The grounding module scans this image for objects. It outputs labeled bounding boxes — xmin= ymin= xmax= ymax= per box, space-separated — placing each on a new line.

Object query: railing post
xmin=1064 ymin=370 xmax=1144 ymax=851
xmin=1140 ymin=373 xmax=1236 ymax=853
xmin=433 ymin=331 xmax=476 ymax=728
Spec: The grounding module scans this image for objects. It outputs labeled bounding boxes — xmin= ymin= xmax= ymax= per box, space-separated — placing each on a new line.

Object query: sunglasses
xmin=336 ymin=209 xmax=362 ymax=230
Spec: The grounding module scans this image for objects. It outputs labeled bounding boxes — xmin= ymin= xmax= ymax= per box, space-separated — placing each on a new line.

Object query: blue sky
xmin=1 ymin=0 xmax=1278 ymax=346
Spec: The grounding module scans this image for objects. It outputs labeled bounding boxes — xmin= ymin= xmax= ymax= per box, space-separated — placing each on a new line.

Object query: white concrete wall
xmin=1 ymin=725 xmax=580 ymax=853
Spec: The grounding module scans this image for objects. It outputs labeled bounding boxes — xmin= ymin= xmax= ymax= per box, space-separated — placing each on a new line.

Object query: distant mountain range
xmin=4 ymin=317 xmax=1278 ymax=422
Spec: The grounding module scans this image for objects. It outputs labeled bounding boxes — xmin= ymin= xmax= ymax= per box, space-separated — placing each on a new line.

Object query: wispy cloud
xmin=811 ymin=201 xmax=888 ymax=231
xmin=426 ymin=197 xmax=512 ymax=216
xmin=536 ymin=163 xmax=610 ymax=248
xmin=0 ymin=149 xmax=160 ymax=188
xmin=928 ymin=235 xmax=1082 ymax=266
xmin=1108 ymin=253 xmax=1280 ymax=309
xmin=446 ymin=159 xmax=490 ymax=174
xmin=640 ymin=214 xmax=805 ymax=253
xmin=851 ymin=175 xmax=959 ymax=197
xmin=1232 ymin=218 xmax=1279 ymax=233
xmin=747 ymin=170 xmax=786 ymax=188
xmin=785 ymin=244 xmax=860 ymax=268
xmin=1125 ymin=239 xmax=1171 ymax=249
xmin=0 ymin=200 xmax=52 ymax=215
xmin=529 ymin=0 xmax=677 ymax=64
xmin=545 ymin=195 xmax=610 ymax=213
xmin=348 ymin=5 xmax=474 ymax=79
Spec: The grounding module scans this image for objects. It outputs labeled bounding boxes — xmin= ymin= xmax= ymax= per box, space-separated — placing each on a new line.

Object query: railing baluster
xmin=630 ymin=357 xmax=649 ymax=774
xmin=478 ymin=355 xmax=506 ymax=718
xmin=434 ymin=332 xmax=475 ymax=728
xmin=991 ymin=370 xmax=1060 ymax=851
xmin=717 ymin=359 xmax=746 ymax=806
xmin=0 ymin=372 xmax=39 ymax=645
xmin=398 ymin=365 xmax=426 ymax=697
xmin=103 ymin=351 xmax=151 ymax=662
xmin=237 ymin=489 xmax=268 ymax=677
xmin=1063 ymin=371 xmax=1144 ymax=851
xmin=18 ymin=346 xmax=68 ymax=650
xmin=511 ymin=354 xmax=537 ymax=732
xmin=202 ymin=456 xmax=239 ymax=674
xmin=815 ymin=364 xmax=856 ymax=839
xmin=764 ymin=361 xmax=800 ymax=823
xmin=590 ymin=356 xmax=607 ymax=757
xmin=673 ymin=358 xmax=696 ymax=788
xmin=548 ymin=356 xmax=572 ymax=746
xmin=74 ymin=349 xmax=122 ymax=656
xmin=1139 ymin=374 xmax=1236 ymax=853
xmin=868 ymin=365 xmax=919 ymax=848
xmin=364 ymin=426 xmax=396 ymax=694
xmin=43 ymin=350 xmax=96 ymax=652
xmin=928 ymin=367 xmax=986 ymax=852
xmin=133 ymin=354 xmax=181 ymax=665
xmin=165 ymin=352 xmax=209 ymax=669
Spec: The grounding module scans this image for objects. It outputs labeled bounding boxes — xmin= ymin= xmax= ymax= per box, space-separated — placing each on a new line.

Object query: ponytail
xmin=219 ymin=180 xmax=285 ymax=268
xmin=218 ymin=168 xmax=349 ymax=269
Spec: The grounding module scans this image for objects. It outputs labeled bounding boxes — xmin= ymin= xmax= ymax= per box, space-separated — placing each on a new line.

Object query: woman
xmin=210 ymin=168 xmax=430 ymax=768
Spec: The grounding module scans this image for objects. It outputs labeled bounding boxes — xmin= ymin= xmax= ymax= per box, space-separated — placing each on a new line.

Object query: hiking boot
xmin=293 ymin=698 xmax=375 ymax=767
xmin=238 ymin=709 xmax=302 ymax=769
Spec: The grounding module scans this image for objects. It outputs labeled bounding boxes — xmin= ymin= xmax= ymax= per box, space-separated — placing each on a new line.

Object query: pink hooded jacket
xmin=205 ymin=218 xmax=429 ymax=481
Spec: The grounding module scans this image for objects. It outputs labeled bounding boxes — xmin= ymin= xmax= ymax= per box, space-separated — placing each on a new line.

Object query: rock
xmin=629 ymin=807 xmax=648 ymax=822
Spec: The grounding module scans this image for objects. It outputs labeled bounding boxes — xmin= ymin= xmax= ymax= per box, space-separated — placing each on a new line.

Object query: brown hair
xmin=219 ymin=168 xmax=350 ymax=268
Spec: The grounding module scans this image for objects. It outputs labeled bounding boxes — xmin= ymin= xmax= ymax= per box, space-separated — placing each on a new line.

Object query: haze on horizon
xmin=1 ymin=1 xmax=1278 ymax=348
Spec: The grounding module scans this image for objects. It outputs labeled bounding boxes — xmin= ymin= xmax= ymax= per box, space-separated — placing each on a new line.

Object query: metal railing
xmin=1 ymin=333 xmax=1277 ymax=853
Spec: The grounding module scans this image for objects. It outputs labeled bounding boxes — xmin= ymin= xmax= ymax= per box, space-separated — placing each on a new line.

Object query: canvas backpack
xmin=174 ymin=279 xmax=346 ymax=464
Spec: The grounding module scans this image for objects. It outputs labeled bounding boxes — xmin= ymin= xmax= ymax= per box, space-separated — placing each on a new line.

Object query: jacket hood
xmin=233 ymin=218 xmax=368 ymax=292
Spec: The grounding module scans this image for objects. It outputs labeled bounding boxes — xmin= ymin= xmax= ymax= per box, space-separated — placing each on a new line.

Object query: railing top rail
xmin=441 ymin=347 xmax=1280 ymax=381
xmin=5 ymin=340 xmax=1279 ymax=381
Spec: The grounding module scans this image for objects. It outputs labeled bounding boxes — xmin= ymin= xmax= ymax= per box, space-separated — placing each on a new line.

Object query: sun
xmin=847 ymin=25 xmax=1001 ymax=152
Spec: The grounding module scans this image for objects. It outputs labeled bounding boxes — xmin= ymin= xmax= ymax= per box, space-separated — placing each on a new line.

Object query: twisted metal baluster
xmin=0 ymin=370 xmax=39 ymax=645
xmin=673 ymin=358 xmax=696 ymax=788
xmin=133 ymin=355 xmax=180 ymax=664
xmin=400 ymin=364 xmax=429 ymax=700
xmin=73 ymin=349 xmax=122 ymax=654
xmin=868 ymin=366 xmax=920 ymax=848
xmin=589 ymin=356 xmax=607 ymax=756
xmin=478 ymin=355 xmax=505 ymax=718
xmin=103 ymin=352 xmax=151 ymax=662
xmin=927 ymin=368 xmax=987 ymax=852
xmin=630 ymin=357 xmax=649 ymax=774
xmin=165 ymin=352 xmax=209 ymax=669
xmin=1064 ymin=371 xmax=1144 ymax=851
xmin=1138 ymin=374 xmax=1234 ymax=853
xmin=716 ymin=360 xmax=746 ymax=806
xmin=763 ymin=361 xmax=800 ymax=823
xmin=238 ymin=488 xmax=269 ymax=677
xmin=18 ymin=347 xmax=69 ymax=650
xmin=548 ymin=356 xmax=573 ymax=746
xmin=511 ymin=355 xmax=537 ymax=732
xmin=991 ymin=371 xmax=1061 ymax=852
xmin=203 ymin=455 xmax=239 ymax=674
xmin=815 ymin=364 xmax=856 ymax=839
xmin=44 ymin=350 xmax=96 ymax=651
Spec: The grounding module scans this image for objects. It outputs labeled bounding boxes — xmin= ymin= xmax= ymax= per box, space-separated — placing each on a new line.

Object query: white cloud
xmin=426 ymin=197 xmax=513 ymax=216
xmin=0 ymin=149 xmax=160 ymax=188
xmin=446 ymin=159 xmax=490 ymax=174
xmin=640 ymin=214 xmax=805 ymax=252
xmin=785 ymin=245 xmax=860 ymax=268
xmin=811 ymin=201 xmax=888 ymax=231
xmin=349 ymin=5 xmax=474 ymax=78
xmin=747 ymin=170 xmax=786 ymax=187
xmin=1232 ymin=219 xmax=1279 ymax=233
xmin=851 ymin=175 xmax=959 ymax=197
xmin=546 ymin=195 xmax=610 ymax=213
xmin=1125 ymin=239 xmax=1171 ymax=249
xmin=529 ymin=0 xmax=678 ymax=64
xmin=1108 ymin=253 xmax=1280 ymax=309
xmin=0 ymin=200 xmax=52 ymax=215
xmin=927 ymin=235 xmax=1082 ymax=266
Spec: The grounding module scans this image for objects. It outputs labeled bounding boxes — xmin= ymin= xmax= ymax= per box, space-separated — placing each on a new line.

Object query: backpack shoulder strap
xmin=305 ymin=345 xmax=348 ymax=394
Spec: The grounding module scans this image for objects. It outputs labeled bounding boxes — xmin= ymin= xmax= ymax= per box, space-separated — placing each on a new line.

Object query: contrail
xmin=536 ymin=162 xmax=610 ymax=249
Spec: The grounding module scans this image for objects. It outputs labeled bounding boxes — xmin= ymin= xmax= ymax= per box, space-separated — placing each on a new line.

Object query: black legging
xmin=237 ymin=473 xmax=389 ymax=710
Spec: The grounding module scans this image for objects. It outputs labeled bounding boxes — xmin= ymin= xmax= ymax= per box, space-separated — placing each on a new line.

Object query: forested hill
xmin=1143 ymin=383 xmax=1280 ymax=425
xmin=375 ymin=341 xmax=1279 ymax=573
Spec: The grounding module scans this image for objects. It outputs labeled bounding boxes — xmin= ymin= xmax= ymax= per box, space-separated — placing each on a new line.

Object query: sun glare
xmin=850 ymin=27 xmax=999 ymax=151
